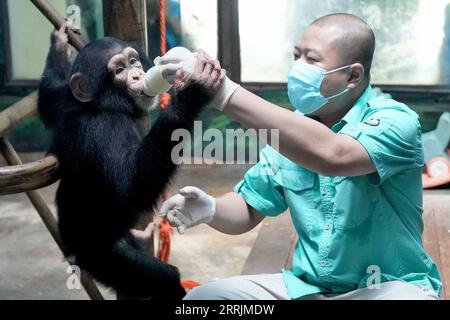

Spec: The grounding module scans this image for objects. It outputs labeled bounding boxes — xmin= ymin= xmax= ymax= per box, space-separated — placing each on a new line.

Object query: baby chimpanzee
xmin=38 ymin=24 xmax=221 ymax=299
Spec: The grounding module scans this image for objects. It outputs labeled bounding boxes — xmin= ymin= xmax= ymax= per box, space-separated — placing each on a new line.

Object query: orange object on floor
xmin=422 ymin=155 xmax=450 ymax=189
xmin=181 ymin=280 xmax=201 ymax=290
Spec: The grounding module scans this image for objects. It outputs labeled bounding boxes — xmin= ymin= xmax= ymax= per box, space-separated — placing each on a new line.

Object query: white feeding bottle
xmin=142 ymin=47 xmax=195 ymax=97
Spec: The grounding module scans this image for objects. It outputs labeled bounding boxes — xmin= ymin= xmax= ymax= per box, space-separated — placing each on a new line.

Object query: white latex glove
xmin=210 ymin=76 xmax=240 ymax=111
xmin=158 ymin=47 xmax=197 ymax=85
xmin=159 ymin=186 xmax=216 ymax=234
xmin=142 ymin=47 xmax=195 ymax=96
xmin=159 ymin=48 xmax=240 ymax=111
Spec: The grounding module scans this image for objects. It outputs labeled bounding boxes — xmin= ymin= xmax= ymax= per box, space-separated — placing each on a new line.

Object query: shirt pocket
xmin=332 ymin=176 xmax=375 ymax=230
xmin=273 ymin=164 xmax=315 ymax=193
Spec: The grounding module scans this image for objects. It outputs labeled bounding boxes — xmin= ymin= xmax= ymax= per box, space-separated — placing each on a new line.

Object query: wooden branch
xmin=29 ymin=0 xmax=85 ymax=50
xmin=218 ymin=0 xmax=241 ymax=82
xmin=0 ymin=91 xmax=38 ymax=138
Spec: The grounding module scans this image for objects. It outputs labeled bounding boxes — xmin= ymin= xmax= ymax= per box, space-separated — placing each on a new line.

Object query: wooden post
xmin=102 ymin=2 xmax=155 ymax=286
xmin=218 ymin=0 xmax=241 ymax=83
xmin=103 ymin=0 xmax=151 ymax=136
xmin=102 ymin=0 xmax=148 ymax=54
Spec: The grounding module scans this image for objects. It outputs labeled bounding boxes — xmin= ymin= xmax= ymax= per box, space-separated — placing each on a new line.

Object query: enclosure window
xmin=238 ymin=0 xmax=450 ymax=86
xmin=180 ymin=0 xmax=217 ymax=58
xmin=147 ymin=0 xmax=217 ymax=59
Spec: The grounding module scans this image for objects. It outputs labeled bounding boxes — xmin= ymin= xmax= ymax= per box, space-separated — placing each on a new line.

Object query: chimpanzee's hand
xmin=51 ymin=18 xmax=81 ymax=59
xmin=173 ymin=50 xmax=225 ymax=97
xmin=130 ymin=222 xmax=155 ymax=255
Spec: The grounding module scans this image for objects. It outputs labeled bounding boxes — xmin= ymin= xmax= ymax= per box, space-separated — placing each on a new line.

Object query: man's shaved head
xmin=310 ymin=13 xmax=375 ymax=77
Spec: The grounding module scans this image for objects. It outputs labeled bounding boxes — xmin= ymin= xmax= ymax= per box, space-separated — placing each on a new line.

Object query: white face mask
xmin=287 ymin=59 xmax=351 ymax=114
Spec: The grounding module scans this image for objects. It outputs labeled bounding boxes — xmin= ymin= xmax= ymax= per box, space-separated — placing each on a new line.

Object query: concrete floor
xmin=0 ymin=153 xmax=260 ymax=300
xmin=2 ymin=153 xmax=448 ymax=300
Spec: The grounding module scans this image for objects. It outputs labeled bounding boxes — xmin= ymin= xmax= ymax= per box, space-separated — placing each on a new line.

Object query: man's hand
xmin=191 ymin=51 xmax=240 ymax=111
xmin=159 ymin=186 xmax=216 ymax=234
xmin=172 ymin=50 xmax=225 ymax=96
xmin=158 ymin=47 xmax=197 ymax=84
xmin=159 ymin=49 xmax=239 ymax=110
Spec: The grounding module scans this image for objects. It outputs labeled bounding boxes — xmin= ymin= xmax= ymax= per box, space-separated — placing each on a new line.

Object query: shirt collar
xmin=332 ymin=85 xmax=375 ymax=132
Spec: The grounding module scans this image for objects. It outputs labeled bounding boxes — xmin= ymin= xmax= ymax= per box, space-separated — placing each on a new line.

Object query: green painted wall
xmin=7 ymin=0 xmax=67 ymax=81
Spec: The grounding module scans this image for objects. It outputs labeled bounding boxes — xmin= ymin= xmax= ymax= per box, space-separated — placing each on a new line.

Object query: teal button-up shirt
xmin=234 ymin=85 xmax=442 ymax=299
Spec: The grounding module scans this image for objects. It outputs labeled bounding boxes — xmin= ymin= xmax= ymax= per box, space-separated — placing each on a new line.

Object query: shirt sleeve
xmin=233 ymin=147 xmax=287 ymax=216
xmin=339 ymin=104 xmax=424 ymax=185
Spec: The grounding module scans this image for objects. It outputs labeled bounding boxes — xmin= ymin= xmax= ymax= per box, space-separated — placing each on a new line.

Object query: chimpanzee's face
xmin=107 ymin=47 xmax=154 ymax=110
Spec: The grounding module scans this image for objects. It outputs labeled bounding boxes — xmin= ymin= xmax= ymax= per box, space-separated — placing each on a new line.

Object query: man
xmin=160 ymin=13 xmax=442 ymax=300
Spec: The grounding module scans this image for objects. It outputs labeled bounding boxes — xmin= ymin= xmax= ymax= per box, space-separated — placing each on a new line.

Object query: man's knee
xmin=184 ymin=278 xmax=244 ymax=300
xmin=379 ymin=281 xmax=438 ymax=300
xmin=184 ymin=279 xmax=239 ymax=300
xmin=184 ymin=282 xmax=223 ymax=300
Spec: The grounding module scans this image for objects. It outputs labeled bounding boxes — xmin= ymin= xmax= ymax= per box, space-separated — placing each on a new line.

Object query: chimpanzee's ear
xmin=69 ymin=72 xmax=95 ymax=102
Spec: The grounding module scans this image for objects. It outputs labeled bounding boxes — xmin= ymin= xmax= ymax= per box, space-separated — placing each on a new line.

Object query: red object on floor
xmin=181 ymin=280 xmax=201 ymax=290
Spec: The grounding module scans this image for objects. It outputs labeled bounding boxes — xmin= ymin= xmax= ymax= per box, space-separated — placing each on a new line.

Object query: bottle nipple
xmin=142 ymin=47 xmax=195 ymax=97
xmin=142 ymin=61 xmax=172 ymax=97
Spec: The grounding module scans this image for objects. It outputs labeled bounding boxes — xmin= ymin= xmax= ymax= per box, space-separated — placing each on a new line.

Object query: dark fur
xmin=38 ymin=35 xmax=211 ymax=299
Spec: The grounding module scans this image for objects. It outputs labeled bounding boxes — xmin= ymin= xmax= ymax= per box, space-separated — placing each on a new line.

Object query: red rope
xmin=157 ymin=1 xmax=170 ymax=250
xmin=159 ymin=0 xmax=171 ymax=110
xmin=150 ymin=2 xmax=200 ymax=291
xmin=159 ymin=0 xmax=167 ymax=56
xmin=156 ymin=188 xmax=201 ymax=291
xmin=157 ymin=219 xmax=172 ymax=262
xmin=157 ymin=188 xmax=171 ymax=262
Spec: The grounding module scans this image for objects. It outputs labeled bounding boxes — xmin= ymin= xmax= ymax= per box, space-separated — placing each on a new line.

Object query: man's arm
xmin=208 ymin=192 xmax=265 ymax=235
xmin=157 ymin=49 xmax=375 ymax=177
xmin=225 ymin=87 xmax=376 ymax=177
xmin=160 ymin=187 xmax=266 ymax=235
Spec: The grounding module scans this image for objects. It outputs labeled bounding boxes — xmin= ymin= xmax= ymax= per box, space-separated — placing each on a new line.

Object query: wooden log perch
xmin=0 ymin=154 xmax=59 ymax=195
